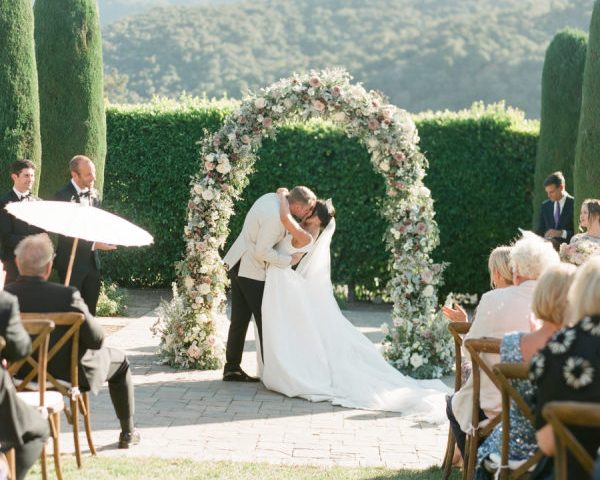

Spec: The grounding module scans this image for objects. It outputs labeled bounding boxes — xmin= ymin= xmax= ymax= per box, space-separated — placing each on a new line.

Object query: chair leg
xmin=71 ymin=398 xmax=82 ymax=468
xmin=40 ymin=443 xmax=48 ymax=480
xmin=51 ymin=412 xmax=63 ymax=480
xmin=5 ymin=449 xmax=16 ymax=480
xmin=441 ymin=426 xmax=457 ymax=480
xmin=81 ymin=393 xmax=96 ymax=455
xmin=464 ymin=433 xmax=478 ymax=480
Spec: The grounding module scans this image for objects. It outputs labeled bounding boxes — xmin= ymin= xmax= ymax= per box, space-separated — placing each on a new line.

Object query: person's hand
xmin=442 ymin=303 xmax=468 ymax=322
xmin=95 ymin=242 xmax=117 ymax=251
xmin=544 ymin=228 xmax=562 ymax=238
xmin=276 ymin=187 xmax=289 ymax=197
xmin=291 ymin=253 xmax=304 ymax=266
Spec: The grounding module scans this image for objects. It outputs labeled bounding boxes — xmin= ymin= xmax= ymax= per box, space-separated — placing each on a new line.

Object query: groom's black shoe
xmin=223 ymin=368 xmax=260 ymax=382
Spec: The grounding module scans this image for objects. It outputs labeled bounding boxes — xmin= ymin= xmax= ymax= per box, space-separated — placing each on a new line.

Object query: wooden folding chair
xmin=543 ymin=401 xmax=600 ymax=480
xmin=0 ymin=335 xmax=16 ymax=480
xmin=17 ymin=313 xmax=95 ymax=468
xmin=8 ymin=319 xmax=63 ymax=480
xmin=493 ymin=362 xmax=544 ymax=479
xmin=462 ymin=337 xmax=502 ymax=479
xmin=442 ymin=321 xmax=471 ymax=480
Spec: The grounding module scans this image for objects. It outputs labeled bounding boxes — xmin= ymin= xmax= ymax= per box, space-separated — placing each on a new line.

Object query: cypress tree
xmin=0 ymin=0 xmax=42 ymax=193
xmin=532 ymin=28 xmax=587 ymax=229
xmin=574 ymin=1 xmax=600 ymax=222
xmin=35 ymin=0 xmax=106 ymax=197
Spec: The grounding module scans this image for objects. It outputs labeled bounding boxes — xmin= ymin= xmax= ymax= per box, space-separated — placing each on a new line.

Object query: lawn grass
xmin=29 ymin=457 xmax=461 ymax=479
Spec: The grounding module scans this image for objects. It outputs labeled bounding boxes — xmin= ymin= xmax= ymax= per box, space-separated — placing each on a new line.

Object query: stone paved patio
xmin=56 ymin=290 xmax=449 ymax=469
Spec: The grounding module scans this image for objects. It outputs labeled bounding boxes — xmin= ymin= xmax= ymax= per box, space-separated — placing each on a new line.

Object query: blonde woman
xmin=442 ymin=245 xmax=513 ymax=322
xmin=530 ymin=257 xmax=600 ymax=480
xmin=476 ymin=263 xmax=576 ymax=478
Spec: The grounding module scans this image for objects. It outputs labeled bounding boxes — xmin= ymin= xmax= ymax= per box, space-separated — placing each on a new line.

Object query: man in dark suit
xmin=53 ymin=155 xmax=116 ymax=315
xmin=536 ymin=171 xmax=575 ymax=249
xmin=0 ymin=288 xmax=49 ymax=480
xmin=0 ymin=160 xmax=44 ymax=285
xmin=6 ymin=233 xmax=139 ymax=449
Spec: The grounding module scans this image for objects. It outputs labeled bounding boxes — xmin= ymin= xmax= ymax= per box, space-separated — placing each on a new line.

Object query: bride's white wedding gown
xmin=260 ymin=220 xmax=449 ymax=421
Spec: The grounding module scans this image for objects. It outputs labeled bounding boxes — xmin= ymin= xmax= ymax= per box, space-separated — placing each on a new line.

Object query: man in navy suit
xmin=53 ymin=155 xmax=116 ymax=315
xmin=536 ymin=171 xmax=574 ymax=250
xmin=0 ymin=160 xmax=44 ymax=285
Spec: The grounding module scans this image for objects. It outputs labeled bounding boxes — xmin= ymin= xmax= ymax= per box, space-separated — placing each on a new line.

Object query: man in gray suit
xmin=222 ymin=186 xmax=316 ymax=382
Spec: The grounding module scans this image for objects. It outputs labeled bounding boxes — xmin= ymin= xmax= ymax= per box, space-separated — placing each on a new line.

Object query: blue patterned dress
xmin=477 ymin=331 xmax=537 ymax=465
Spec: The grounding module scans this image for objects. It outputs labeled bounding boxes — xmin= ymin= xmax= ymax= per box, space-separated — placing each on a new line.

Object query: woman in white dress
xmin=259 ymin=188 xmax=449 ymax=420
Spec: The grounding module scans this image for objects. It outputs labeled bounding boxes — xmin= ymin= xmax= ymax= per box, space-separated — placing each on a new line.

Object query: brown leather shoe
xmin=223 ymin=369 xmax=260 ymax=382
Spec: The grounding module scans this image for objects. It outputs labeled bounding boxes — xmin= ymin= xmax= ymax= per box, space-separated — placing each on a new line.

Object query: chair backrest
xmin=448 ymin=322 xmax=471 ymax=392
xmin=8 ymin=320 xmax=54 ymax=405
xmin=543 ymin=401 xmax=600 ymax=480
xmin=494 ymin=362 xmax=543 ymax=479
xmin=15 ymin=313 xmax=85 ymax=396
xmin=464 ymin=338 xmax=502 ymax=432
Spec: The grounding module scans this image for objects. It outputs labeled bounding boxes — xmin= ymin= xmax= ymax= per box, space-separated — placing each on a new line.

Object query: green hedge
xmin=103 ymin=100 xmax=538 ymax=297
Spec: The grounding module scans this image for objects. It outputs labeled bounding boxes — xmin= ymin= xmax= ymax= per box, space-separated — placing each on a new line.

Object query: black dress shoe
xmin=118 ymin=430 xmax=141 ymax=449
xmin=223 ymin=369 xmax=260 ymax=382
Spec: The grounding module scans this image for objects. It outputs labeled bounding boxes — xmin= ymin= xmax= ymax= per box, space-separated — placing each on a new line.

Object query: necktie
xmin=554 ymin=201 xmax=560 ymax=228
xmin=78 ymin=190 xmax=91 ymax=199
xmin=19 ymin=192 xmax=31 ymax=202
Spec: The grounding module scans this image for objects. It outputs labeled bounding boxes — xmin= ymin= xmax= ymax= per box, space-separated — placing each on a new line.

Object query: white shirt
xmin=556 ymin=192 xmax=568 ymax=239
xmin=12 ymin=187 xmax=30 ymax=200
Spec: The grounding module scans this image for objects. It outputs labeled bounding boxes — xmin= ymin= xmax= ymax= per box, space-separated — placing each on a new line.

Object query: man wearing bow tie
xmin=53 ymin=155 xmax=116 ymax=315
xmin=0 ymin=160 xmax=44 ymax=285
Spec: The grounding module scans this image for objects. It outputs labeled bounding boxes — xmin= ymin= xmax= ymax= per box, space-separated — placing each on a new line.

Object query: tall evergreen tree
xmin=574 ymin=0 xmax=600 ymax=223
xmin=35 ymin=0 xmax=106 ymax=197
xmin=0 ymin=0 xmax=42 ymax=193
xmin=532 ymin=28 xmax=587 ymax=230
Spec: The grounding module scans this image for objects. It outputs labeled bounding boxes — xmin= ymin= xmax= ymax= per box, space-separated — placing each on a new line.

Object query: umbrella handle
xmin=64 ymin=238 xmax=79 ymax=286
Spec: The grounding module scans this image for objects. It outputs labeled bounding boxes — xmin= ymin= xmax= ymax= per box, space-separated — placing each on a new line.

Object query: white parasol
xmin=6 ymin=201 xmax=153 ymax=284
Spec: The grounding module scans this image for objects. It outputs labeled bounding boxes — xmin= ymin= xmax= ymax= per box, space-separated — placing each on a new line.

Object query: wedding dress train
xmin=260 ymin=220 xmax=449 ymax=421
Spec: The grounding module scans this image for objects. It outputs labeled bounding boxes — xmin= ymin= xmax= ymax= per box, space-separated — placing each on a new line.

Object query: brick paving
xmin=55 ymin=290 xmax=449 ymax=469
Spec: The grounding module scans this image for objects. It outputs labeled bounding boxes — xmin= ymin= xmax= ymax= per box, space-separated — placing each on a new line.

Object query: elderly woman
xmin=446 ymin=233 xmax=560 ymax=459
xmin=475 ymin=263 xmax=576 ymax=478
xmin=529 ymin=257 xmax=600 ymax=480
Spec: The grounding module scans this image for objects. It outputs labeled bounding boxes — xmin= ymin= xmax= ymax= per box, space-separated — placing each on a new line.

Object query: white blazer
xmin=222 ymin=193 xmax=290 ymax=281
xmin=451 ymin=280 xmax=537 ymax=433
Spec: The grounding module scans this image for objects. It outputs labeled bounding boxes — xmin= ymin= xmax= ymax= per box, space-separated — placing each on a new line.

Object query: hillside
xmin=102 ymin=0 xmax=593 ymax=116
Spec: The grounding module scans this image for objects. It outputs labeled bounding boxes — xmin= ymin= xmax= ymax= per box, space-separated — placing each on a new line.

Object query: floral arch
xmin=154 ymin=69 xmax=451 ymax=379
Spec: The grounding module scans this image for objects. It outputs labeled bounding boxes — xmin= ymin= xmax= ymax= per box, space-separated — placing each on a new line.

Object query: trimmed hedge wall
xmin=103 ymin=100 xmax=538 ymax=297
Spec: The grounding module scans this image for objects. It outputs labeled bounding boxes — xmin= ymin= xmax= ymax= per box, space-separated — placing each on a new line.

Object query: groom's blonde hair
xmin=288 ymin=186 xmax=316 ymax=205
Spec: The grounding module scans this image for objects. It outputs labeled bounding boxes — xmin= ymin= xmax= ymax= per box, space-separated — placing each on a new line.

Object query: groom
xmin=222 ymin=186 xmax=316 ymax=382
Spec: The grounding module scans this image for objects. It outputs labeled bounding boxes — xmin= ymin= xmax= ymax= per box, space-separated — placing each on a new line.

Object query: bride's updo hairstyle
xmin=313 ymin=199 xmax=336 ymax=230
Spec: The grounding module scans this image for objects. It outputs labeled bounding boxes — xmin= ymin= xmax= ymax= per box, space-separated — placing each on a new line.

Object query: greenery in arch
xmin=153 ymin=69 xmax=452 ymax=379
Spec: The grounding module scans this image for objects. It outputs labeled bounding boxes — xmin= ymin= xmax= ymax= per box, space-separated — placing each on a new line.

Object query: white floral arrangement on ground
xmin=559 ymin=240 xmax=600 ymax=266
xmin=154 ymin=68 xmax=449 ymax=376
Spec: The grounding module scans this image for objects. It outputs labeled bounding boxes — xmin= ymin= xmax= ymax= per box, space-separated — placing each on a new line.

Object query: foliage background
xmin=102 ymin=100 xmax=537 ymax=298
xmin=100 ymin=0 xmax=594 ymax=117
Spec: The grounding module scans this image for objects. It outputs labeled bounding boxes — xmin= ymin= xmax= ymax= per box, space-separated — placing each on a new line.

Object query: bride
xmin=257 ymin=188 xmax=449 ymax=419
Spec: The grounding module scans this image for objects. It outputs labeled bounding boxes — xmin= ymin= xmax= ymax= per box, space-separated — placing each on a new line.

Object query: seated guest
xmin=6 ymin=234 xmax=140 ymax=449
xmin=475 ymin=263 xmax=576 ymax=479
xmin=442 ymin=245 xmax=513 ymax=323
xmin=0 ymin=288 xmax=49 ymax=480
xmin=530 ymin=257 xmax=600 ymax=479
xmin=446 ymin=233 xmax=560 ymax=459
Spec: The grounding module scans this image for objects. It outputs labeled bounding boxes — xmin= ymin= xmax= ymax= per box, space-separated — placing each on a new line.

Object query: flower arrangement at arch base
xmin=152 ymin=68 xmax=453 ymax=377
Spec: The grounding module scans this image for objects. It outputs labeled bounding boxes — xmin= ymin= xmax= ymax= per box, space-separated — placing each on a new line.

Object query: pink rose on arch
xmin=204 ymin=161 xmax=215 ymax=171
xmin=395 ymin=181 xmax=406 ymax=190
xmin=309 ymin=76 xmax=321 ymax=88
xmin=239 ymin=116 xmax=247 ymax=125
xmin=221 ymin=184 xmax=230 ymax=192
xmin=331 ymin=85 xmax=341 ymax=97
xmin=313 ymin=100 xmax=326 ymax=112
xmin=212 ymin=136 xmax=221 ymax=147
xmin=196 ymin=242 xmax=207 ymax=251
xmin=421 ymin=269 xmax=433 ymax=284
xmin=432 ymin=263 xmax=442 ymax=273
xmin=397 ymin=225 xmax=408 ymax=235
xmin=388 ymin=189 xmax=397 ymax=197
xmin=241 ymin=135 xmax=251 ymax=144
xmin=393 ymin=152 xmax=406 ymax=164
xmin=368 ymin=118 xmax=380 ymax=131
xmin=201 ymin=275 xmax=211 ymax=284
xmin=416 ymin=222 xmax=427 ymax=234
xmin=263 ymin=117 xmax=273 ymax=128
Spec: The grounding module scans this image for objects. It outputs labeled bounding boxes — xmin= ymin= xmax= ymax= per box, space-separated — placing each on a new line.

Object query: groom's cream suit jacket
xmin=222 ymin=193 xmax=291 ymax=281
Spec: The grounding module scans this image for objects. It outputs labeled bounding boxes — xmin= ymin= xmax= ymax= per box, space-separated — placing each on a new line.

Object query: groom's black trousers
xmin=225 ymin=262 xmax=265 ymax=371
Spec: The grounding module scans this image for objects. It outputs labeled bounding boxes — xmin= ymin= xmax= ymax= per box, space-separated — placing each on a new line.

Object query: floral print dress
xmin=529 ymin=316 xmax=600 ymax=480
xmin=477 ymin=331 xmax=537 ymax=466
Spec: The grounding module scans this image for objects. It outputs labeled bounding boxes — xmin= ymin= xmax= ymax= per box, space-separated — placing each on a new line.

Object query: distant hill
xmin=102 ymin=0 xmax=593 ymax=116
